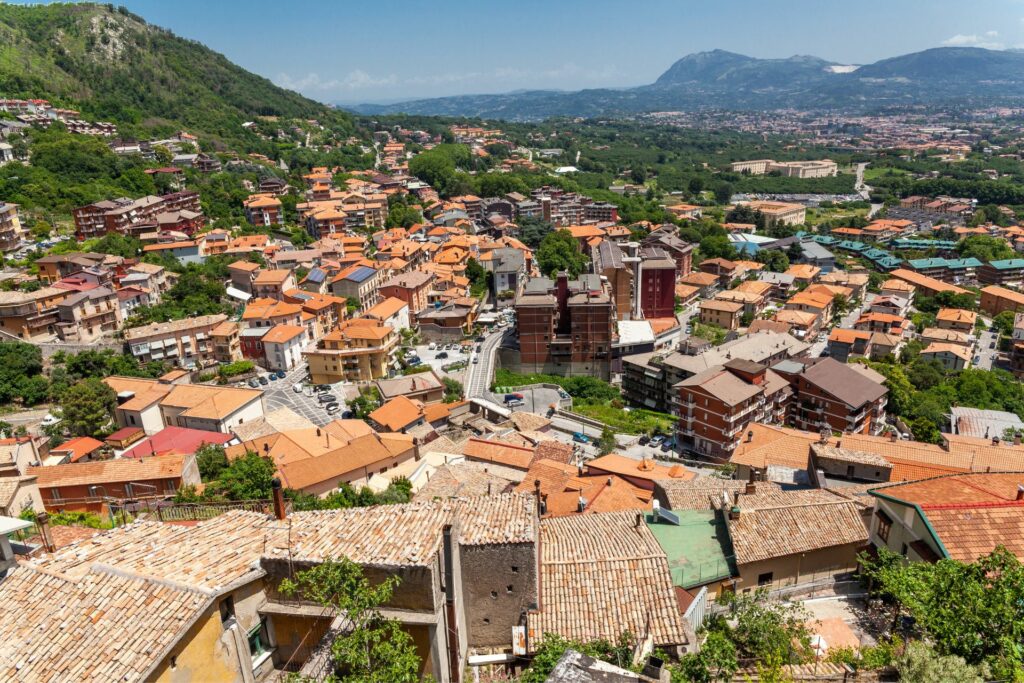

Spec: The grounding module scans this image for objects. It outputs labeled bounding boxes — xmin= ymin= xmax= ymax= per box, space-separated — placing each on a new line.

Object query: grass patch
xmin=573 ymin=401 xmax=675 ymax=436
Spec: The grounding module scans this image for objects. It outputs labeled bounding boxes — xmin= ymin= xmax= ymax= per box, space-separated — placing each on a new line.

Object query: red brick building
xmin=771 ymin=357 xmax=888 ymax=436
xmin=515 ymin=273 xmax=616 ymax=379
xmin=639 ymin=246 xmax=677 ymax=320
xmin=72 ymin=191 xmax=203 ymax=240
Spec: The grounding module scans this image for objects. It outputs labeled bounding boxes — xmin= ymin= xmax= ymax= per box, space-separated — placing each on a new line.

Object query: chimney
xmin=733 ymin=491 xmax=741 ymax=506
xmin=36 ymin=511 xmax=55 ymax=553
xmin=889 ymin=431 xmax=897 ymax=442
xmin=745 ymin=481 xmax=756 ymax=495
xmin=577 ymin=495 xmax=587 ymax=513
xmin=993 ymin=436 xmax=1001 ymax=446
xmin=271 ymin=478 xmax=286 ymax=520
xmin=746 ymin=430 xmax=754 ymax=443
xmin=748 ymin=468 xmax=756 ymax=484
xmin=607 ymin=477 xmax=613 ymax=487
xmin=1017 ymin=485 xmax=1024 ymax=502
xmin=728 ymin=506 xmax=740 ymax=521
xmin=578 ymin=464 xmax=584 ymax=477
xmin=1016 ymin=434 xmax=1022 ymax=446
xmin=635 ymin=512 xmax=643 ymax=528
xmin=533 ymin=479 xmax=543 ymax=517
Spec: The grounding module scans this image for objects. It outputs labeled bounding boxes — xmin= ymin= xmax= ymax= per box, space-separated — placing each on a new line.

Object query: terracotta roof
xmin=587 ymin=454 xmax=694 ymax=482
xmin=261 ymin=324 xmax=305 ymax=344
xmin=728 ymin=490 xmax=868 ymax=564
xmin=51 ymin=436 xmax=104 ymax=462
xmin=414 ymin=462 xmax=520 ymax=500
xmin=529 ymin=511 xmax=689 ymax=648
xmin=922 ymin=504 xmax=1024 ymax=561
xmin=369 ymin=396 xmax=425 ymax=432
xmin=364 ymin=296 xmax=408 ymax=320
xmin=28 ymin=454 xmax=190 ymax=489
xmin=159 ymin=383 xmax=263 ymax=421
xmin=936 ymin=308 xmax=976 ymax=324
xmin=463 ymin=437 xmax=535 ymax=470
xmin=0 ymin=566 xmax=209 ymax=682
xmin=532 ymin=440 xmax=574 ymax=465
xmin=655 ymin=477 xmax=781 ymax=511
xmin=921 ymin=342 xmax=972 ymax=362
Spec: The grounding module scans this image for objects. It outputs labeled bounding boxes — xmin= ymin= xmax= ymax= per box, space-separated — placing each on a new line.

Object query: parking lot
xmin=409 ymin=342 xmax=473 ymax=384
xmin=260 ymin=363 xmax=359 ymax=426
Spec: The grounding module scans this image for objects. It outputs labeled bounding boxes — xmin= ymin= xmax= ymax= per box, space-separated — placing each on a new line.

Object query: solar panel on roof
xmin=347 ymin=266 xmax=376 ymax=283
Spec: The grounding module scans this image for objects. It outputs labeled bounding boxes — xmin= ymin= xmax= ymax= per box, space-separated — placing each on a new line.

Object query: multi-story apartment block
xmin=379 ymin=271 xmax=435 ymax=317
xmin=55 ymin=286 xmax=120 ymax=343
xmin=123 ymin=314 xmax=229 ymax=369
xmin=771 ymin=357 xmax=888 ymax=436
xmin=72 ymin=191 xmax=202 ymax=240
xmin=251 ymin=269 xmax=295 ymax=301
xmin=514 ymin=274 xmax=616 ymax=380
xmin=977 ymin=259 xmax=1024 ymax=286
xmin=643 ymin=226 xmax=694 ymax=277
xmin=261 ymin=324 xmax=307 ymax=372
xmin=0 ymin=202 xmax=25 ymax=252
xmin=745 ymin=200 xmax=806 ymax=227
xmin=210 ymin=320 xmax=242 ymax=364
xmin=227 ymin=260 xmax=261 ymax=296
xmin=699 ymin=299 xmax=744 ymax=330
xmin=621 ymin=331 xmax=809 ymax=415
xmin=243 ymin=193 xmax=283 ymax=227
xmin=304 ymin=318 xmax=400 ymax=383
xmin=591 ymin=242 xmax=677 ymax=321
xmin=980 ymin=285 xmax=1024 ymax=316
xmin=0 ymin=287 xmax=68 ymax=340
xmin=677 ymin=359 xmax=791 ymax=459
xmin=330 ymin=264 xmax=382 ymax=313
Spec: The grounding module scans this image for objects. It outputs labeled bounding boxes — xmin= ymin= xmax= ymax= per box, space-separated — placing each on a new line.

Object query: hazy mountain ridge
xmin=351 ymin=47 xmax=1024 ymax=120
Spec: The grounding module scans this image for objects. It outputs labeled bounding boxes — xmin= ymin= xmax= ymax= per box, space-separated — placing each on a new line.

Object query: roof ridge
xmin=921 ymin=500 xmax=1024 ymax=511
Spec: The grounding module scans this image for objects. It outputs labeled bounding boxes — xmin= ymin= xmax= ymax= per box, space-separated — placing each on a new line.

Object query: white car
xmin=41 ymin=414 xmax=61 ymax=427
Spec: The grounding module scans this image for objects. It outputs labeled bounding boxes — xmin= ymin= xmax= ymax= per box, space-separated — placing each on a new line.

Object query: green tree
xmin=957 ymin=234 xmax=1016 ymax=263
xmin=895 ymin=641 xmax=986 ymax=683
xmin=280 ymin=558 xmax=422 ymax=682
xmin=208 ymin=451 xmax=276 ymax=501
xmin=518 ymin=216 xmax=553 ymax=249
xmin=442 ymin=377 xmax=463 ymax=403
xmin=713 ymin=181 xmax=734 ymax=204
xmin=992 ymin=310 xmax=1017 ymax=337
xmin=349 ymin=387 xmax=381 ymax=420
xmin=755 ymin=249 xmax=789 ymax=273
xmin=598 ymin=426 xmax=617 ymax=455
xmin=699 ymin=234 xmax=737 ymax=261
xmin=522 ymin=633 xmax=636 ymax=682
xmin=195 ymin=443 xmax=229 ymax=481
xmin=672 ymin=631 xmax=739 ymax=683
xmin=717 ymin=589 xmax=811 ymax=662
xmin=537 ymin=229 xmax=589 ymax=278
xmin=60 ymin=378 xmax=116 ymax=436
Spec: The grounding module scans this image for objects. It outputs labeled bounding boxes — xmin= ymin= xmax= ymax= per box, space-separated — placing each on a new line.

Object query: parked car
xmin=428 ymin=343 xmax=437 ymax=350
xmin=248 ymin=379 xmax=260 ymax=388
xmin=275 ymin=371 xmax=286 ymax=379
xmin=317 ymin=393 xmax=337 ymax=404
xmin=41 ymin=414 xmax=61 ymax=427
xmin=341 ymin=410 xmax=353 ymax=419
xmin=475 ymin=336 xmax=485 ymax=342
xmin=292 ymin=383 xmax=303 ymax=393
xmin=268 ymin=373 xmax=278 ymax=381
xmin=572 ymin=432 xmax=590 ymax=444
xmin=649 ymin=435 xmax=665 ymax=447
xmin=476 ymin=344 xmax=482 ymax=352
xmin=504 ymin=393 xmax=525 ymax=404
xmin=258 ymin=376 xmax=269 ymax=386
xmin=638 ymin=435 xmax=650 ymax=446
xmin=324 ymin=402 xmax=340 ymax=411
xmin=326 ymin=404 xmax=342 ymax=415
xmin=990 ymin=341 xmax=997 ymax=349
xmin=974 ymin=355 xmax=981 ymax=364
xmin=473 ymin=358 xmax=479 ymax=364
xmin=661 ymin=440 xmax=675 ymax=453
xmin=436 ymin=352 xmax=448 ymax=359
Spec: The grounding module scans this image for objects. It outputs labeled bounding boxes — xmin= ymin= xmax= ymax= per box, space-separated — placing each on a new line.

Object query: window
xmin=875 ymin=509 xmax=893 ymax=543
xmin=219 ymin=596 xmax=235 ymax=624
xmin=128 ymin=415 xmax=136 ymax=426
xmin=900 ymin=543 xmax=908 ymax=556
xmin=757 ymin=572 xmax=773 ymax=586
xmin=248 ymin=619 xmax=270 ymax=663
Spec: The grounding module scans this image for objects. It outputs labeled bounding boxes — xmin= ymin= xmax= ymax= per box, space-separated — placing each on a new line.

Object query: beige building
xmin=124 ymin=313 xmax=230 ymax=369
xmin=730 ymin=159 xmax=838 ymax=178
xmin=304 ymin=318 xmax=400 ymax=383
xmin=0 ymin=202 xmax=25 ymax=252
xmin=699 ymin=299 xmax=744 ymax=330
xmin=105 ymin=376 xmax=265 ymax=435
xmin=251 ymin=269 xmax=295 ymax=301
xmin=210 ymin=320 xmax=243 ymax=363
xmin=55 ymin=286 xmax=120 ymax=343
xmin=0 ymin=287 xmax=68 ymax=341
xmin=746 ymin=200 xmax=807 ymax=227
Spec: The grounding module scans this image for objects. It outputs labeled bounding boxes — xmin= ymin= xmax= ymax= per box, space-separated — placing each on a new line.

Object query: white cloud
xmin=943 ymin=32 xmax=1005 ymax=49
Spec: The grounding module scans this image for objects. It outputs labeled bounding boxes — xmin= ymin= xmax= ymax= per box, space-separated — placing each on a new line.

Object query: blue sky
xmin=83 ymin=0 xmax=1024 ymax=103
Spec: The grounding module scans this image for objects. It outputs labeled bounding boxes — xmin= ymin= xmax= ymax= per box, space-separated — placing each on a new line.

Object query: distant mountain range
xmin=350 ymin=47 xmax=1024 ymax=120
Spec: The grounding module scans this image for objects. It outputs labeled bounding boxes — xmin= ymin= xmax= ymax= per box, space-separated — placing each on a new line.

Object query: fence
xmin=111 ymin=498 xmax=279 ymax=523
xmin=683 ymin=585 xmax=708 ymax=631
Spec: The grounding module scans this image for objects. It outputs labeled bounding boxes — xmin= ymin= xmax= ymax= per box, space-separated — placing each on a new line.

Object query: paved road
xmin=808 ymin=293 xmax=875 ymax=357
xmin=975 ymin=321 xmax=999 ymax=370
xmin=466 ymin=328 xmax=507 ymax=398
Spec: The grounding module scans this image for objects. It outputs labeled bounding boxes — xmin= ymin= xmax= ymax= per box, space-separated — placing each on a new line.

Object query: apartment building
xmin=103 ymin=376 xmax=264 ymax=436
xmin=210 ymin=320 xmax=242 ymax=363
xmin=227 ymin=260 xmax=261 ymax=295
xmin=0 ymin=202 xmax=25 ymax=252
xmin=919 ymin=342 xmax=971 ymax=371
xmin=379 ymin=271 xmax=435 ymax=317
xmin=935 ymin=307 xmax=976 ymax=333
xmin=251 ymin=269 xmax=295 ymax=301
xmin=643 ymin=226 xmax=694 ymax=277
xmin=54 ymin=286 xmax=120 ymax=343
xmin=124 ymin=314 xmax=229 ymax=369
xmin=771 ymin=357 xmax=888 ymax=436
xmin=677 ymin=360 xmax=791 ymax=459
xmin=0 ymin=286 xmax=68 ymax=340
xmin=977 ymin=259 xmax=1024 ymax=286
xmin=261 ymin=324 xmax=307 ymax=372
xmin=304 ymin=318 xmax=400 ymax=383
xmin=514 ymin=274 xmax=616 ymax=380
xmin=241 ymin=298 xmax=303 ymax=329
xmin=35 ymin=252 xmax=113 ymax=284
xmin=888 ymin=268 xmax=968 ymax=298
xmin=243 ymin=193 xmax=283 ymax=226
xmin=330 ymin=264 xmax=382 ymax=313
xmin=72 ymin=191 xmax=202 ymax=240
xmin=699 ymin=299 xmax=744 ymax=330
xmin=980 ymin=285 xmax=1024 ymax=316
xmin=621 ymin=331 xmax=808 ymax=414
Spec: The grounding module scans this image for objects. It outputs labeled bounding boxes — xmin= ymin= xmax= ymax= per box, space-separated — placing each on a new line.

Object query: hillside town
xmin=2 ymin=5 xmax=1024 ymax=680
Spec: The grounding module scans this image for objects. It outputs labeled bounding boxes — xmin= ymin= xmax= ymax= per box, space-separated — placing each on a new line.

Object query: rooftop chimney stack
xmin=577 ymin=495 xmax=587 ymax=513
xmin=1015 ymin=434 xmax=1022 ymax=446
xmin=271 ymin=478 xmax=286 ymax=520
xmin=889 ymin=431 xmax=897 ymax=442
xmin=36 ymin=511 xmax=55 ymax=553
xmin=1017 ymin=485 xmax=1024 ymax=502
xmin=745 ymin=481 xmax=756 ymax=495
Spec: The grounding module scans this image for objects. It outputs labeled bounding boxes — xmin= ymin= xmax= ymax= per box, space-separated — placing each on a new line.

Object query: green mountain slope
xmin=0 ymin=3 xmax=353 ymax=148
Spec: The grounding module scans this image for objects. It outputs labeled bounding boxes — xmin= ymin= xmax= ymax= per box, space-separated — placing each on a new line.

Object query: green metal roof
xmin=645 ymin=510 xmax=736 ymax=589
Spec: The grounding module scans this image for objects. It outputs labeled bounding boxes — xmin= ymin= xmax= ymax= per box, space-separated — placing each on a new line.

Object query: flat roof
xmin=645 ymin=510 xmax=734 ymax=589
